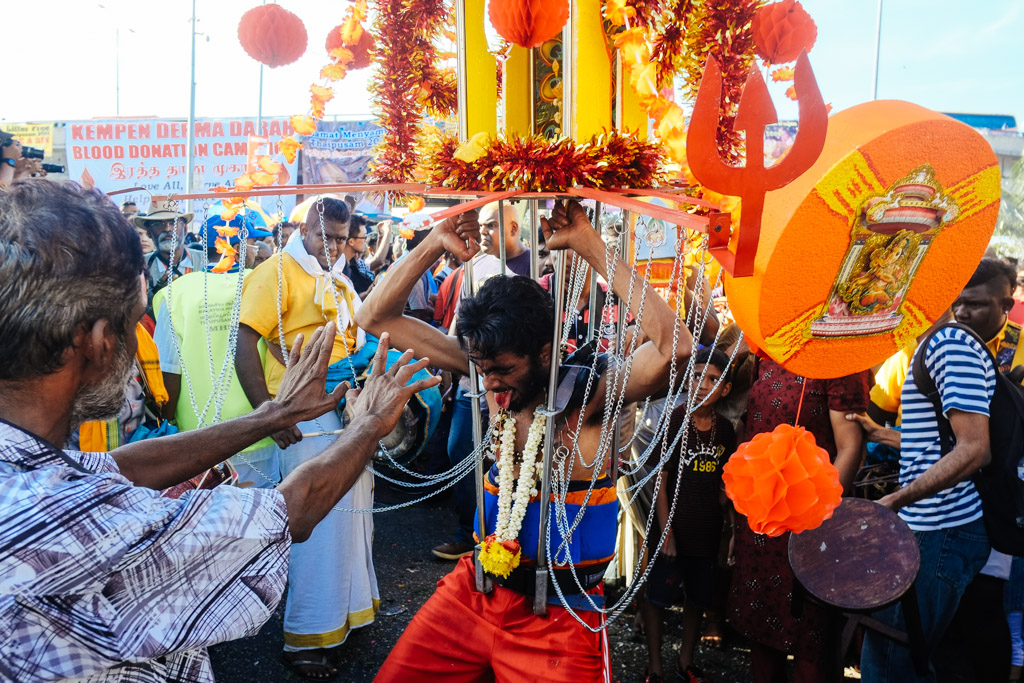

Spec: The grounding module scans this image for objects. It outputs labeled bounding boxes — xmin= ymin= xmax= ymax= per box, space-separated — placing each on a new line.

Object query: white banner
xmin=66 ymin=117 xmax=300 ymax=217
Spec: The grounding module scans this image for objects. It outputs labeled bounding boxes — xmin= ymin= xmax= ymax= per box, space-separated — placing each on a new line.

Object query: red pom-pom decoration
xmin=325 ymin=24 xmax=374 ymax=70
xmin=488 ymin=0 xmax=570 ymax=49
xmin=722 ymin=423 xmax=842 ymax=537
xmin=751 ymin=0 xmax=817 ymax=64
xmin=237 ymin=4 xmax=308 ymax=68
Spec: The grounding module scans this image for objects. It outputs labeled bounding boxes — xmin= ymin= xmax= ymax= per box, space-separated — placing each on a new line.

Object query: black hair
xmin=966 ymin=257 xmax=1016 ymax=295
xmin=694 ymin=346 xmax=732 ymax=384
xmin=349 ymin=214 xmax=368 ymax=238
xmin=120 ymin=200 xmax=137 ymax=210
xmin=0 ymin=180 xmax=144 ymax=380
xmin=457 ymin=275 xmax=554 ymax=359
xmin=315 ymin=196 xmax=351 ymax=226
xmin=406 ymin=226 xmax=430 ymax=251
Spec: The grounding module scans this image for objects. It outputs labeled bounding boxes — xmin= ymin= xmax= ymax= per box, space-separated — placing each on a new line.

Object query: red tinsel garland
xmin=370 ymin=0 xmax=454 ymax=183
xmin=682 ymin=0 xmax=762 ymax=163
xmin=419 ymin=131 xmax=667 ymax=192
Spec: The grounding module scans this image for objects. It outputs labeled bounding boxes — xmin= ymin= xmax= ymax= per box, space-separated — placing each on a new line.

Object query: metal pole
xmin=256 ymin=0 xmax=266 ymax=134
xmin=185 ymin=0 xmax=198 ymax=217
xmin=529 ymin=200 xmax=540 ymax=280
xmin=872 ymin=0 xmax=883 ymax=100
xmin=587 ymin=202 xmax=602 ymax=342
xmin=497 ymin=199 xmax=507 ymax=276
xmin=534 ymin=248 xmax=567 ymax=615
xmin=257 ymin=66 xmax=264 ymax=134
xmin=611 ymin=211 xmax=630 ymax=485
xmin=464 ymin=257 xmax=491 ymax=594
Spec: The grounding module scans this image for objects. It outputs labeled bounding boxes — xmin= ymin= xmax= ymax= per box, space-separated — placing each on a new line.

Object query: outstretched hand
xmin=435 ymin=209 xmax=481 ymax=262
xmin=540 ymin=200 xmax=598 ymax=253
xmin=348 ymin=333 xmax=442 ymax=438
xmin=271 ymin=322 xmax=349 ymax=447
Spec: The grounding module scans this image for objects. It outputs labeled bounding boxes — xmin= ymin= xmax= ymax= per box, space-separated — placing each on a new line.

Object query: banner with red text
xmin=66 ymin=117 xmax=299 ymax=217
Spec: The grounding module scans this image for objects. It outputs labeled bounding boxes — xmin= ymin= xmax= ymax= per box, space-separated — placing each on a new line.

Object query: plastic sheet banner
xmin=3 ymin=122 xmax=53 ymax=157
xmin=65 ymin=117 xmax=299 ymax=216
xmin=300 ymin=119 xmax=386 ymax=212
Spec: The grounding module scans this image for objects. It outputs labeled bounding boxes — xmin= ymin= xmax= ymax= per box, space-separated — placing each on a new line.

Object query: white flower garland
xmin=491 ymin=407 xmax=547 ymax=544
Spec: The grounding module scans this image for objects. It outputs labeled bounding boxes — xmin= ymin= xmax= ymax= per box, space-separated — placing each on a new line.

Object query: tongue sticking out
xmin=495 ymin=391 xmax=511 ymax=410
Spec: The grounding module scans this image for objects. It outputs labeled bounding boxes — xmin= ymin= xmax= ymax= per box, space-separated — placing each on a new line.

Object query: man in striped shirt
xmin=849 ymin=305 xmax=997 ymax=680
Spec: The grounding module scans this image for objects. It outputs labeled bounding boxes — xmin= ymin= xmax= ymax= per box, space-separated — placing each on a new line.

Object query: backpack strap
xmin=912 ymin=322 xmax=997 ymax=457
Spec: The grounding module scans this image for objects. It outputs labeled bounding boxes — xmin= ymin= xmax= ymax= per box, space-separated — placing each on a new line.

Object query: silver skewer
xmin=534 ymin=247 xmax=567 ymax=615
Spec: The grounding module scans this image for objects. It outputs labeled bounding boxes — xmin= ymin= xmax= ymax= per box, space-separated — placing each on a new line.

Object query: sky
xmin=3 ymin=0 xmax=1023 ymax=126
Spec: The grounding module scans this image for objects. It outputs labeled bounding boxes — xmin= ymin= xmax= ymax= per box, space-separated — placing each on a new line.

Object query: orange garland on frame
xmin=213 ymin=0 xmax=372 ymax=271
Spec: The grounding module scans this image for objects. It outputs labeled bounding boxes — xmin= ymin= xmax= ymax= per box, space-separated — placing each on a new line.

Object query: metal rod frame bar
xmin=534 ymin=248 xmax=567 ymax=615
xmin=498 ymin=199 xmax=507 ymax=277
xmin=529 ymin=200 xmax=540 ymax=281
xmin=587 ymin=202 xmax=602 ymax=343
xmin=610 ymin=211 xmax=631 ymax=486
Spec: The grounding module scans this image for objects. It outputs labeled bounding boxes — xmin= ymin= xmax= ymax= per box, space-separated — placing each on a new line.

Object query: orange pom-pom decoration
xmin=488 ymin=0 xmax=570 ymax=49
xmin=751 ymin=0 xmax=817 ymax=64
xmin=722 ymin=423 xmax=842 ymax=537
xmin=325 ymin=24 xmax=374 ymax=70
xmin=237 ymin=4 xmax=308 ymax=68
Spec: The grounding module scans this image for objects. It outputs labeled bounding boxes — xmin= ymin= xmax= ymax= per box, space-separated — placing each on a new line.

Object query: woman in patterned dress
xmin=727 ymin=355 xmax=868 ymax=683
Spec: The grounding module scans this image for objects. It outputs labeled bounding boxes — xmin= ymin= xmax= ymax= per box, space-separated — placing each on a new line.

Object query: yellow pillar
xmin=617 ymin=53 xmax=649 ymax=139
xmin=503 ymin=47 xmax=533 ymax=138
xmin=458 ymin=0 xmax=497 ymax=140
xmin=572 ymin=0 xmax=613 ymax=139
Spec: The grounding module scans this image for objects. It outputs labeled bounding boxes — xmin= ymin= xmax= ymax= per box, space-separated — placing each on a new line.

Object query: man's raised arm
xmin=356 ymin=212 xmax=481 ymax=375
xmin=542 ymin=201 xmax=693 ymax=409
xmin=114 ymin=324 xmax=347 ymax=490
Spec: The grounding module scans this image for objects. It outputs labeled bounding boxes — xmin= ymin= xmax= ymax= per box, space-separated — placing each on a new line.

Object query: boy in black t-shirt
xmin=642 ymin=348 xmax=736 ymax=683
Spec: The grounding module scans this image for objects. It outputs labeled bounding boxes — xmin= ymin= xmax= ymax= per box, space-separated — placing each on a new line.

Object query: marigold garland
xmin=479 ymin=409 xmax=546 ymax=579
xmin=418 ymin=130 xmax=667 ymax=192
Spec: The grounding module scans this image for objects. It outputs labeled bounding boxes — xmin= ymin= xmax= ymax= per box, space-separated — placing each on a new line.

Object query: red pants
xmin=375 ymin=556 xmax=609 ymax=682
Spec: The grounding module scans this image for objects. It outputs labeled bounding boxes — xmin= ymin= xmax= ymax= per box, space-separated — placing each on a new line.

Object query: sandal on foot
xmin=281 ymin=650 xmax=338 ymax=681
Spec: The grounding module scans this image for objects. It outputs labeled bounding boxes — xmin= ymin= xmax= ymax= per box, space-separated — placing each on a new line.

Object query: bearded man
xmin=358 ymin=201 xmax=693 ymax=681
xmin=0 ymin=179 xmax=437 ymax=682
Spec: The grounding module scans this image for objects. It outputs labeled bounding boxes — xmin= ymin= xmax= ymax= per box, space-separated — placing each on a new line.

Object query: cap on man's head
xmin=201 ymin=211 xmax=272 ymax=246
xmin=130 ymin=200 xmax=194 ymax=229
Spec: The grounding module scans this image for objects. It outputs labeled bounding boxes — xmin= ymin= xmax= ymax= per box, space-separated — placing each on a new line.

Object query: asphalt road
xmin=209 ymin=478 xmax=846 ymax=682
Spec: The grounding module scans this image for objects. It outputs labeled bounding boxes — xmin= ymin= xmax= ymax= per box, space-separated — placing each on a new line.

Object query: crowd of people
xmin=0 ymin=176 xmax=1022 ymax=683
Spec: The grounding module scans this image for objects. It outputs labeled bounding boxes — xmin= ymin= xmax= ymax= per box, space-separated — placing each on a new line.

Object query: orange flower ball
xmin=488 ymin=0 xmax=570 ymax=50
xmin=751 ymin=0 xmax=817 ymax=65
xmin=325 ymin=24 xmax=375 ymax=70
xmin=237 ymin=4 xmax=308 ymax=68
xmin=722 ymin=423 xmax=842 ymax=537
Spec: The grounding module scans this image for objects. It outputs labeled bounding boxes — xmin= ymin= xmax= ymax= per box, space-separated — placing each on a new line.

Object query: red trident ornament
xmin=687 ymin=52 xmax=828 ymax=277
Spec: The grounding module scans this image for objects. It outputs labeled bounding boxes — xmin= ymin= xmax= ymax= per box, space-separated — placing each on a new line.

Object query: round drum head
xmin=788 ymin=497 xmax=920 ymax=611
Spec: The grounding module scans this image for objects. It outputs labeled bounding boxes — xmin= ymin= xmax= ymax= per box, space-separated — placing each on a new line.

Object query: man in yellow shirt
xmin=236 ymin=196 xmax=376 ymax=679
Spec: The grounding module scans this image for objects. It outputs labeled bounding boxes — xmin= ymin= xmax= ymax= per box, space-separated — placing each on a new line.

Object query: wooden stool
xmin=788 ymin=497 xmax=928 ymax=678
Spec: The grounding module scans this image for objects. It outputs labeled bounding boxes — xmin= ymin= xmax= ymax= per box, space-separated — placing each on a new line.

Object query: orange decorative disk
xmin=725 ymin=101 xmax=1000 ymax=379
xmin=723 ymin=423 xmax=842 ymax=537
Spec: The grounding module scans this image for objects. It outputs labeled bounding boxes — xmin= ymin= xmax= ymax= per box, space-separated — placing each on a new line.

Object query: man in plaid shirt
xmin=0 ymin=179 xmax=439 ymax=682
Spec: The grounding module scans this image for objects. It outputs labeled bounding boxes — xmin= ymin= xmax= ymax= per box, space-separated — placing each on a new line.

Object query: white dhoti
xmin=279 ymin=410 xmax=379 ymax=651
